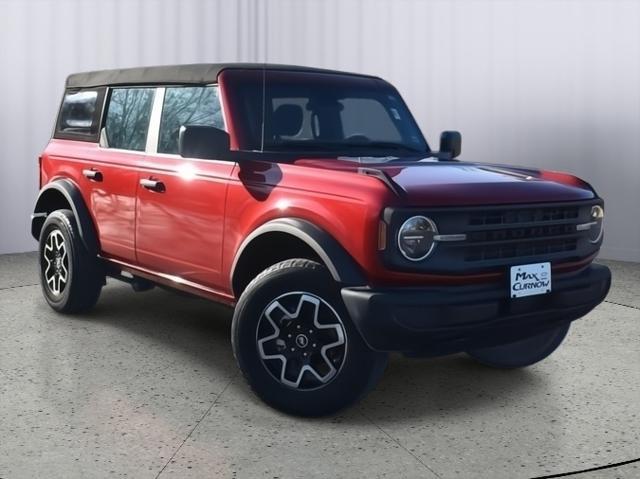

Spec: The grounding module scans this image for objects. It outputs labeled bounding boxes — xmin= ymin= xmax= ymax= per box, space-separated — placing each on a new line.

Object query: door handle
xmin=82 ymin=169 xmax=103 ymax=181
xmin=140 ymin=178 xmax=166 ymax=193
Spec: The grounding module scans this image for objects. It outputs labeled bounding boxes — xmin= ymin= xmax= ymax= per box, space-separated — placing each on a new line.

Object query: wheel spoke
xmin=54 ymin=232 xmax=62 ymax=250
xmin=44 ymin=255 xmax=53 ymax=278
xmin=59 ymin=245 xmax=68 ymax=284
xmin=58 ymin=264 xmax=68 ymax=283
xmin=257 ymin=300 xmax=292 ymax=386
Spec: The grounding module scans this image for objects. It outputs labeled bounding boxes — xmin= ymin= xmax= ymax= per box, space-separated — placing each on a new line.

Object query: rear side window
xmin=104 ymin=88 xmax=155 ymax=151
xmin=54 ymin=88 xmax=105 ymax=141
xmin=158 ymin=86 xmax=224 ymax=154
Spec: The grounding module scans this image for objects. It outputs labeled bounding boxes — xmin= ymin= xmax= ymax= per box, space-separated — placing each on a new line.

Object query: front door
xmin=134 ymin=85 xmax=233 ymax=288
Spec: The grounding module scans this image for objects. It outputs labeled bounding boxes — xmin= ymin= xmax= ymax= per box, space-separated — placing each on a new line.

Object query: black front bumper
xmin=341 ymin=264 xmax=611 ymax=355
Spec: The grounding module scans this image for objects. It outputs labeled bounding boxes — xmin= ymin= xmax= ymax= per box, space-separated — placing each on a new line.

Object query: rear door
xmin=135 ymin=85 xmax=234 ymax=288
xmin=89 ymin=87 xmax=156 ymax=262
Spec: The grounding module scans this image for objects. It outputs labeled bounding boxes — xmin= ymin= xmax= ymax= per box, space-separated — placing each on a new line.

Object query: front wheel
xmin=467 ymin=323 xmax=571 ymax=369
xmin=231 ymin=259 xmax=388 ymax=416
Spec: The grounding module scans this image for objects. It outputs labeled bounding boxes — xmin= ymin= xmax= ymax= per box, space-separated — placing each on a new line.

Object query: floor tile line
xmin=604 ymin=300 xmax=640 ymax=312
xmin=154 ymin=375 xmax=236 ymax=479
xmin=0 ymin=282 xmax=39 ymax=291
xmin=357 ymin=410 xmax=442 ymax=479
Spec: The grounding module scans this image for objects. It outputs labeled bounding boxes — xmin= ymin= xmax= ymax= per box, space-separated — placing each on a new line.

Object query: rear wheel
xmin=232 ymin=259 xmax=388 ymax=416
xmin=467 ymin=323 xmax=571 ymax=369
xmin=38 ymin=209 xmax=104 ymax=313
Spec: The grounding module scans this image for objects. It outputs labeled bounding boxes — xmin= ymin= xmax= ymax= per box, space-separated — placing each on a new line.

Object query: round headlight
xmin=589 ymin=205 xmax=604 ymax=243
xmin=397 ymin=216 xmax=438 ymax=261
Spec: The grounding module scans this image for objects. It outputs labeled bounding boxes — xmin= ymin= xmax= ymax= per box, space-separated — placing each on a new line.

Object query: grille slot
xmin=465 ymin=238 xmax=578 ymax=262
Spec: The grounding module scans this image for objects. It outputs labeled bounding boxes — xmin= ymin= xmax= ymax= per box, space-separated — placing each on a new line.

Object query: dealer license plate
xmin=510 ymin=262 xmax=551 ymax=298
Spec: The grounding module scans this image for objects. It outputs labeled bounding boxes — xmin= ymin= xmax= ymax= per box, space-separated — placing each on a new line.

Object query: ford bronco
xmin=32 ymin=64 xmax=611 ymax=416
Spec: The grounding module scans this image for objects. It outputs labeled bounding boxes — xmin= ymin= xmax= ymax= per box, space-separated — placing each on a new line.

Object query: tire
xmin=231 ymin=259 xmax=388 ymax=416
xmin=467 ymin=323 xmax=571 ymax=369
xmin=38 ymin=209 xmax=104 ymax=313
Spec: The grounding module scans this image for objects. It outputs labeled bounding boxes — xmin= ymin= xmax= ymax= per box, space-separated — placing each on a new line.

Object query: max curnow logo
xmin=512 ymin=271 xmax=550 ymax=291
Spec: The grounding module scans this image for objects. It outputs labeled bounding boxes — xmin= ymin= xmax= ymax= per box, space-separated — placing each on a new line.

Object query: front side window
xmin=158 ymin=86 xmax=224 ymax=154
xmin=104 ymin=88 xmax=155 ymax=151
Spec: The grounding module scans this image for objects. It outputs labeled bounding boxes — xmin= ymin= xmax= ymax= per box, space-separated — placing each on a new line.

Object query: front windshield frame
xmin=221 ymin=68 xmax=430 ymax=159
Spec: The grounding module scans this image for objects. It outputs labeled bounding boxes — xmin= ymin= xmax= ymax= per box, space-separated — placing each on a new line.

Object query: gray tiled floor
xmin=0 ymin=253 xmax=638 ymax=478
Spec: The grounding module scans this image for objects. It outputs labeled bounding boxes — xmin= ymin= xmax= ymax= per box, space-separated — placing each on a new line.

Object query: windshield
xmin=222 ymin=69 xmax=429 ymax=157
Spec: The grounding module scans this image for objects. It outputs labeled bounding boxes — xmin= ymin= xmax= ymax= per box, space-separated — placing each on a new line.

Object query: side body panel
xmin=41 ymin=140 xmax=234 ymax=289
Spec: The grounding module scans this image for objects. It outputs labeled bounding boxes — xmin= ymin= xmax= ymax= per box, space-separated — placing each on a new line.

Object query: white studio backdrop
xmin=1 ymin=0 xmax=638 ymax=261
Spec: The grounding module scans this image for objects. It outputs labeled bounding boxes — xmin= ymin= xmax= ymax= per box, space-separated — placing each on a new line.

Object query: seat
xmin=271 ymin=104 xmax=303 ymax=139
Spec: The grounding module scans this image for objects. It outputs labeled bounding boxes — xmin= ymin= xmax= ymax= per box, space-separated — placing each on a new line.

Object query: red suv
xmin=33 ymin=64 xmax=611 ymax=416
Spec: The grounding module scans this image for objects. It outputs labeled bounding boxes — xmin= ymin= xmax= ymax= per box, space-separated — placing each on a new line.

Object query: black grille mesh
xmin=464 ymin=206 xmax=581 ymax=262
xmin=468 ymin=207 xmax=579 ymax=227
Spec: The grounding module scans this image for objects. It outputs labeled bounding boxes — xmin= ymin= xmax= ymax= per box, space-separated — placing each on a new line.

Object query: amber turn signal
xmin=377 ymin=220 xmax=387 ymax=251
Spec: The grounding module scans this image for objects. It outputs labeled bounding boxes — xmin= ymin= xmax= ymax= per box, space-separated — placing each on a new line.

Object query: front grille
xmin=469 ymin=206 xmax=579 ymax=226
xmin=466 ymin=223 xmax=577 ymax=243
xmin=384 ymin=200 xmax=602 ymax=274
xmin=463 ymin=205 xmax=582 ymax=263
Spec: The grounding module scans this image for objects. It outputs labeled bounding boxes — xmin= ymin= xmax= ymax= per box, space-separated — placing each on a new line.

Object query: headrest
xmin=272 ymin=104 xmax=303 ymax=137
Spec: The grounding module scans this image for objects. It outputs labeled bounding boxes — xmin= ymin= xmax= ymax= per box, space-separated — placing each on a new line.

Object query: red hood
xmin=293 ymin=159 xmax=595 ymax=206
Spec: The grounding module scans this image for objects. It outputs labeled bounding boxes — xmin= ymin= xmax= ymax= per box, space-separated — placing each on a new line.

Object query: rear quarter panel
xmin=41 ymin=139 xmax=139 ymax=262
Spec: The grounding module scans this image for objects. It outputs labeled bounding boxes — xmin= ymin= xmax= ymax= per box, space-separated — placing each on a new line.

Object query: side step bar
xmin=104 ymin=264 xmax=155 ymax=292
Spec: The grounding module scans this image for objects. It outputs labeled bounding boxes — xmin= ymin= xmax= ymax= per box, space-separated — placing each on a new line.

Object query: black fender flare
xmin=231 ymin=218 xmax=367 ymax=289
xmin=31 ymin=179 xmax=99 ymax=256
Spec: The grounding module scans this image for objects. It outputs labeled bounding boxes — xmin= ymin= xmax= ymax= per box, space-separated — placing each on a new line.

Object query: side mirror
xmin=439 ymin=131 xmax=461 ymax=159
xmin=179 ymin=125 xmax=231 ymax=160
